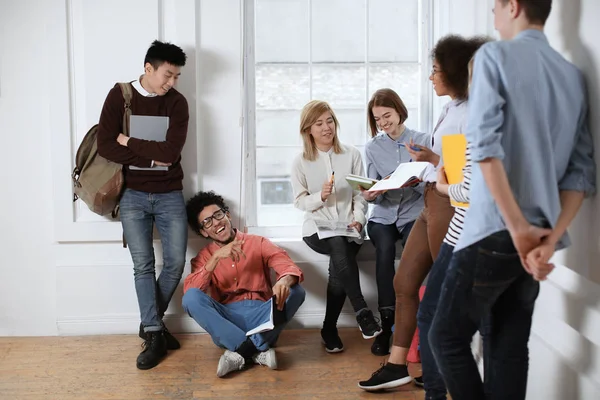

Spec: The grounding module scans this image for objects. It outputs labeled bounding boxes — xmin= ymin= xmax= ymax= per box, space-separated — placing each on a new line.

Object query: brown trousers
xmin=392 ymin=182 xmax=455 ymax=348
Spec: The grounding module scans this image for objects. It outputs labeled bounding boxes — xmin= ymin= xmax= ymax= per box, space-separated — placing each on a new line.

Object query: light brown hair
xmin=299 ymin=100 xmax=343 ymax=161
xmin=367 ymin=89 xmax=409 ymax=138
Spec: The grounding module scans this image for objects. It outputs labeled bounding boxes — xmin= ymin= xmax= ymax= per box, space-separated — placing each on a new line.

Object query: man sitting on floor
xmin=183 ymin=191 xmax=306 ymax=377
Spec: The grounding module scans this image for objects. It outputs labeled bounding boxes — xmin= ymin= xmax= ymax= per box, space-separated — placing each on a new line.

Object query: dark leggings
xmin=367 ymin=221 xmax=414 ymax=311
xmin=303 ymin=234 xmax=367 ymax=327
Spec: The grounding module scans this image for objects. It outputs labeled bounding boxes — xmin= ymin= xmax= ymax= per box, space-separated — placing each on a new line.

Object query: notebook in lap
xmin=128 ymin=115 xmax=170 ymax=171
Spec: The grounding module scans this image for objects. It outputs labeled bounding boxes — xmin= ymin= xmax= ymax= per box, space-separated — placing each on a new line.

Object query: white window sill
xmin=246 ymin=225 xmax=404 ymax=263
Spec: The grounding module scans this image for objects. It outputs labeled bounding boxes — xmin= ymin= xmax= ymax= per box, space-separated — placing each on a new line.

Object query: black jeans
xmin=429 ymin=231 xmax=540 ymax=400
xmin=417 ymin=242 xmax=454 ymax=400
xmin=303 ymin=234 xmax=367 ymax=315
xmin=367 ymin=221 xmax=414 ymax=310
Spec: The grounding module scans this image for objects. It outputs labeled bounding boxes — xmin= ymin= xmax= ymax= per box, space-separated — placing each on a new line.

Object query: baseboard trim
xmin=56 ymin=310 xmax=360 ymax=336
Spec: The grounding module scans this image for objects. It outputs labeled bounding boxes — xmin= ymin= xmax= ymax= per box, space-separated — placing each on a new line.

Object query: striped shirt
xmin=444 ymin=145 xmax=472 ymax=246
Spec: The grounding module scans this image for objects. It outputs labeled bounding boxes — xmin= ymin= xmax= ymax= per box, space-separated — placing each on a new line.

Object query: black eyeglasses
xmin=200 ymin=208 xmax=227 ymax=229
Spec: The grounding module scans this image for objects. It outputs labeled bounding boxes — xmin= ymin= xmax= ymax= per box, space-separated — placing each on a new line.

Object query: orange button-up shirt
xmin=183 ymin=231 xmax=304 ymax=304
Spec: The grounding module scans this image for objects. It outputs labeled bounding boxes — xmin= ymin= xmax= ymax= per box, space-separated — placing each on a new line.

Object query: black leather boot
xmin=371 ymin=309 xmax=394 ymax=356
xmin=136 ymin=331 xmax=167 ymax=370
xmin=139 ymin=323 xmax=180 ymax=350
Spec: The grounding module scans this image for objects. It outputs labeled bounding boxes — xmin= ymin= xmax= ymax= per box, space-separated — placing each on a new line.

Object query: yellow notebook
xmin=441 ymin=134 xmax=469 ymax=208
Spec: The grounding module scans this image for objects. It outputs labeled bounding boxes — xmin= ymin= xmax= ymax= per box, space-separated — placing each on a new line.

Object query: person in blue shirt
xmin=429 ymin=1 xmax=596 ymax=399
xmin=361 ymin=88 xmax=430 ymax=356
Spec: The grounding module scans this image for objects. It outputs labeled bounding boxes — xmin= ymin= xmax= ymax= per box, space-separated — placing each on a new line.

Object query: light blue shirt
xmin=457 ymin=29 xmax=596 ymax=251
xmin=364 ymin=127 xmax=430 ymax=230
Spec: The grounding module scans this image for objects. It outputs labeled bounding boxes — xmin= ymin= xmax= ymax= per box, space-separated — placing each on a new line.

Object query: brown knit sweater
xmin=96 ymin=82 xmax=189 ymax=193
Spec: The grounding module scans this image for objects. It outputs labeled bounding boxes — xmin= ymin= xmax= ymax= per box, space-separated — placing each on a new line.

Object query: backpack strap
xmin=117 ymin=82 xmax=133 ymax=137
xmin=113 ymin=82 xmax=133 ymax=241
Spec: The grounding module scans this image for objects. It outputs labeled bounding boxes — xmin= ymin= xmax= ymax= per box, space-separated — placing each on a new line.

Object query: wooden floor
xmin=0 ymin=329 xmax=424 ymax=400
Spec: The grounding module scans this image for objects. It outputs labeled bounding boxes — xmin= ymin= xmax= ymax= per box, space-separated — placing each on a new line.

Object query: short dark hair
xmin=144 ymin=40 xmax=187 ymax=69
xmin=367 ymin=89 xmax=409 ymax=138
xmin=500 ymin=0 xmax=552 ymax=25
xmin=432 ymin=35 xmax=492 ymax=99
xmin=186 ymin=191 xmax=229 ymax=235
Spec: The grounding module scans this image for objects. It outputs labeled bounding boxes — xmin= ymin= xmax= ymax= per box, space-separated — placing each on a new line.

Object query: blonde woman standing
xmin=291 ymin=100 xmax=381 ymax=353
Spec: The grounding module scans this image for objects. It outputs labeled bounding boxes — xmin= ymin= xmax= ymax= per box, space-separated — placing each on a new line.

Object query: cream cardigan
xmin=291 ymin=144 xmax=367 ymax=238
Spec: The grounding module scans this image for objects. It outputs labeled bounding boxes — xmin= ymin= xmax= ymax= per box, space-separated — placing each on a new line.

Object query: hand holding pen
xmin=404 ymin=139 xmax=439 ymax=165
xmin=321 ymin=171 xmax=334 ymax=202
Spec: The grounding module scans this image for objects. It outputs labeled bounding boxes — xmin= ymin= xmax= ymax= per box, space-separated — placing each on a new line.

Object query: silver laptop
xmin=128 ymin=115 xmax=170 ymax=171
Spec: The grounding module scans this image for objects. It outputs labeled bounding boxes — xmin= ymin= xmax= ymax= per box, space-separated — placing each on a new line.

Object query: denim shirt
xmin=364 ymin=127 xmax=430 ymax=230
xmin=457 ymin=30 xmax=596 ymax=251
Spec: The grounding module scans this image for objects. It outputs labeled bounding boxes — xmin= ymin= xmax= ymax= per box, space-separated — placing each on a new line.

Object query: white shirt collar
xmin=131 ymin=75 xmax=158 ymax=97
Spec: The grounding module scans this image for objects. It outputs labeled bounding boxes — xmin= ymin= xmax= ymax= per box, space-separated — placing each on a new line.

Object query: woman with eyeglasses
xmin=291 ymin=100 xmax=381 ymax=353
xmin=359 ymin=35 xmax=488 ymax=393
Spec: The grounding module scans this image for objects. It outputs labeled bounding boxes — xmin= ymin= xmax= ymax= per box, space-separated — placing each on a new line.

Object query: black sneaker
xmin=358 ymin=363 xmax=413 ymax=391
xmin=371 ymin=309 xmax=394 ymax=356
xmin=320 ymin=327 xmax=344 ymax=353
xmin=371 ymin=330 xmax=392 ymax=356
xmin=413 ymin=375 xmax=424 ymax=387
xmin=136 ymin=331 xmax=167 ymax=370
xmin=139 ymin=323 xmax=180 ymax=350
xmin=357 ymin=309 xmax=382 ymax=339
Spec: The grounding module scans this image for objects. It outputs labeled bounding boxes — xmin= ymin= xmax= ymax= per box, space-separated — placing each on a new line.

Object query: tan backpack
xmin=72 ymin=82 xmax=132 ymax=217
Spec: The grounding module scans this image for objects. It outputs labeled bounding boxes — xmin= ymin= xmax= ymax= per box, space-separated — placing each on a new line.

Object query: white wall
xmin=0 ymin=0 xmax=599 ymax=397
xmin=524 ymin=0 xmax=600 ymax=398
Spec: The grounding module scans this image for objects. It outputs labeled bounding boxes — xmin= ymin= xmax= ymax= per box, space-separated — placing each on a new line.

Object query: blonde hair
xmin=299 ymin=100 xmax=343 ymax=161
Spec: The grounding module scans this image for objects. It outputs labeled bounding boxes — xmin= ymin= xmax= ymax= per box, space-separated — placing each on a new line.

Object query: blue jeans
xmin=120 ymin=189 xmax=188 ymax=332
xmin=367 ymin=221 xmax=414 ymax=311
xmin=417 ymin=242 xmax=454 ymax=400
xmin=183 ymin=285 xmax=306 ymax=351
xmin=429 ymin=231 xmax=540 ymax=400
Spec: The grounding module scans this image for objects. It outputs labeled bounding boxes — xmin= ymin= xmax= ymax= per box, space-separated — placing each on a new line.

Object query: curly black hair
xmin=186 ymin=191 xmax=229 ymax=235
xmin=144 ymin=40 xmax=187 ymax=69
xmin=432 ymin=35 xmax=491 ymax=99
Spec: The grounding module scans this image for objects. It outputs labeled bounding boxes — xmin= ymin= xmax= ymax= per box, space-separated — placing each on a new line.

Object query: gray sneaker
xmin=216 ymin=350 xmax=245 ymax=377
xmin=252 ymin=348 xmax=278 ymax=369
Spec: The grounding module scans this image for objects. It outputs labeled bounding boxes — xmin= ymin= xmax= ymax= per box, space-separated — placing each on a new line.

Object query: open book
xmin=367 ymin=161 xmax=429 ymax=192
xmin=345 ymin=175 xmax=378 ymax=191
xmin=315 ymin=220 xmax=361 ymax=240
xmin=246 ymin=296 xmax=287 ymax=336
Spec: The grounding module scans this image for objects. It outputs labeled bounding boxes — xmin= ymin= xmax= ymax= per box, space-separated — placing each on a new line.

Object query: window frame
xmin=242 ymin=0 xmax=435 ymax=237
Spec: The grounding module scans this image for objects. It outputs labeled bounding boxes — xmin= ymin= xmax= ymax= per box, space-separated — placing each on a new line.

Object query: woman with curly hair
xmin=359 ymin=35 xmax=489 ymax=392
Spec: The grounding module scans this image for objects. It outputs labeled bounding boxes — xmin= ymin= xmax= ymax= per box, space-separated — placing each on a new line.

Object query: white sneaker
xmin=252 ymin=348 xmax=278 ymax=370
xmin=216 ymin=350 xmax=245 ymax=377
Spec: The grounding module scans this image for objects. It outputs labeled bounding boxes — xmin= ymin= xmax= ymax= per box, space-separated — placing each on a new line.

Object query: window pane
xmin=256 ymin=147 xmax=302 ymax=178
xmin=261 ymin=180 xmax=294 ymax=205
xmin=256 ymin=110 xmax=302 ymax=147
xmin=336 ymin=109 xmax=368 ymax=147
xmin=311 ymin=0 xmax=366 ymax=62
xmin=256 ymin=0 xmax=309 ymax=63
xmin=312 ymin=65 xmax=366 ymax=108
xmin=256 ymin=65 xmax=310 ymax=109
xmin=368 ymin=0 xmax=419 ymax=62
xmin=368 ymin=64 xmax=420 ymax=109
xmin=405 ymin=107 xmax=421 ymax=131
xmin=256 ymin=147 xmax=304 ymax=227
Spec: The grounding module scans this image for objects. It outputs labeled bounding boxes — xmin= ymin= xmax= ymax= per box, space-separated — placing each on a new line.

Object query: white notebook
xmin=368 ymin=161 xmax=429 ymax=192
xmin=246 ymin=296 xmax=287 ymax=336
